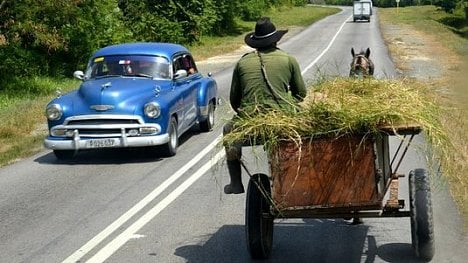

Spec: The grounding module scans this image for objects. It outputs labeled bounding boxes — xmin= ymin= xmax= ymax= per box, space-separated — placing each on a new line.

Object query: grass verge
xmin=0 ymin=78 xmax=79 ymax=165
xmin=379 ymin=5 xmax=467 ymax=230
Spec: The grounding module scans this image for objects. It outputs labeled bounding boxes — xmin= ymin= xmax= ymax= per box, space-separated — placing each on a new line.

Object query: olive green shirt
xmin=230 ymin=48 xmax=307 ymax=113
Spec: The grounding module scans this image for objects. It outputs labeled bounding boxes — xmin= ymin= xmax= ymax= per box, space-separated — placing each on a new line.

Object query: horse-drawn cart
xmin=242 ymin=124 xmax=435 ymax=261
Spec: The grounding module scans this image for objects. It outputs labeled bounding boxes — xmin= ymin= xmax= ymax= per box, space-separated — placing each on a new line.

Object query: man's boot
xmin=224 ymin=159 xmax=244 ymax=194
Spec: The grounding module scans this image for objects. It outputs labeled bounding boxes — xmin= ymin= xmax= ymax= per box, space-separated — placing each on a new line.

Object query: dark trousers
xmin=223 ymin=120 xmax=242 ymax=161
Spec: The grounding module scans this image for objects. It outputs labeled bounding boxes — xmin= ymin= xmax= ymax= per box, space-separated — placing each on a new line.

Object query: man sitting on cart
xmin=223 ymin=17 xmax=307 ymax=194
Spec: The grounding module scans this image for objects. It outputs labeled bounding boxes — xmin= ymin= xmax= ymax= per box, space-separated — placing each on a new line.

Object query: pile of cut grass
xmin=223 ymin=78 xmax=453 ymax=162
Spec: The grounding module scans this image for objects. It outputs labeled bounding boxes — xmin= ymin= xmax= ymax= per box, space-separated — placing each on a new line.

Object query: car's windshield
xmin=85 ymin=55 xmax=171 ymax=80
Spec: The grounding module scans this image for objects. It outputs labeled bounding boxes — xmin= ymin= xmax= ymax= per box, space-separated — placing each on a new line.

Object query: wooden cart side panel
xmin=270 ymin=136 xmax=380 ymax=209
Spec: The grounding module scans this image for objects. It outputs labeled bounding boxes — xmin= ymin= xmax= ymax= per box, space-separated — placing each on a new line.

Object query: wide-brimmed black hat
xmin=244 ymin=17 xmax=288 ymax=48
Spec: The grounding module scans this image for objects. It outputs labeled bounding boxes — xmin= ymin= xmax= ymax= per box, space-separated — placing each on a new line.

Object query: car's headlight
xmin=45 ymin=104 xmax=63 ymax=121
xmin=144 ymin=102 xmax=161 ymax=118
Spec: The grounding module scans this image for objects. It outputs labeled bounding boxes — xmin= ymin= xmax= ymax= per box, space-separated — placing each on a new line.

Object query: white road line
xmin=63 ymin=12 xmax=351 ymax=263
xmin=62 ymin=137 xmax=222 ymax=263
xmin=86 ymin=150 xmax=226 ymax=263
xmin=301 ymin=14 xmax=352 ymax=75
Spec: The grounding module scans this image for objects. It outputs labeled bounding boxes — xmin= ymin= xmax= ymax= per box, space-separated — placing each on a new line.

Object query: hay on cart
xmin=222 ymin=77 xmax=452 ymax=166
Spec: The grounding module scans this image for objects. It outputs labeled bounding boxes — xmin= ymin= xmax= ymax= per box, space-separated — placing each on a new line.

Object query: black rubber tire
xmin=53 ymin=150 xmax=75 ymax=160
xmin=245 ymin=173 xmax=273 ymax=260
xmin=199 ymin=101 xmax=215 ymax=132
xmin=409 ymin=168 xmax=435 ymax=262
xmin=161 ymin=117 xmax=178 ymax=157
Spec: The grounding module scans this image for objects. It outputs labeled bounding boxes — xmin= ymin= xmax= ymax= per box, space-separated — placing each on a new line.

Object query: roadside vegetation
xmin=379 ymin=5 xmax=467 ymax=230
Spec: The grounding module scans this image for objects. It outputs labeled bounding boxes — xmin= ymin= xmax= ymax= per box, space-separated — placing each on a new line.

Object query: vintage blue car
xmin=44 ymin=42 xmax=218 ymax=159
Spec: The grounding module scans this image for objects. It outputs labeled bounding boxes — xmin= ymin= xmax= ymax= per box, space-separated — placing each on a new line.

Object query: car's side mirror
xmin=173 ymin=69 xmax=187 ymax=80
xmin=73 ymin=70 xmax=85 ymax=80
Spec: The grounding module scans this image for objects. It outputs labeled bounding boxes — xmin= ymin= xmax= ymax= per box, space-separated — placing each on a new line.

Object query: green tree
xmin=0 ymin=0 xmax=131 ymax=81
xmin=210 ymin=0 xmax=240 ymax=35
xmin=0 ymin=0 xmax=310 ymax=86
xmin=120 ymin=0 xmax=221 ymax=44
xmin=435 ymin=0 xmax=457 ymax=13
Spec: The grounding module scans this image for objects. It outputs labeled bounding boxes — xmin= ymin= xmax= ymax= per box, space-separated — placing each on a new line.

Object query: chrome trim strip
xmin=50 ymin=123 xmax=161 ymax=138
xmin=63 ymin=115 xmax=145 ymax=125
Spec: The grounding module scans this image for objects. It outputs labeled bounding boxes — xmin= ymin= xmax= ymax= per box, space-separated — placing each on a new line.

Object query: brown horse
xmin=349 ymin=47 xmax=374 ymax=78
xmin=348 ymin=47 xmax=374 ymax=226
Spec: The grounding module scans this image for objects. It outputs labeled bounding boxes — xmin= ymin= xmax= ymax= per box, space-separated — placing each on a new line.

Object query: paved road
xmin=0 ymin=7 xmax=466 ymax=263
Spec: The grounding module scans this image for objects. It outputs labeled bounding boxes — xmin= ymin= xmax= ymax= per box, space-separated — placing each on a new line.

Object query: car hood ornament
xmin=154 ymin=85 xmax=161 ymax=97
xmin=90 ymin=105 xmax=114 ymax=111
xmin=101 ymin=82 xmax=112 ymax=90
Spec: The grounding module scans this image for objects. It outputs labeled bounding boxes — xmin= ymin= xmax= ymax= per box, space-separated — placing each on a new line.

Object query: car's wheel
xmin=199 ymin=101 xmax=215 ymax=132
xmin=409 ymin=168 xmax=435 ymax=262
xmin=53 ymin=150 xmax=75 ymax=160
xmin=246 ymin=173 xmax=274 ymax=260
xmin=161 ymin=116 xmax=178 ymax=157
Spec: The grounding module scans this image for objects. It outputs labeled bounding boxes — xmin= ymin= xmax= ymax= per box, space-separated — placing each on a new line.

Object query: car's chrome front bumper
xmin=44 ymin=114 xmax=170 ymax=150
xmin=44 ymin=133 xmax=169 ymax=150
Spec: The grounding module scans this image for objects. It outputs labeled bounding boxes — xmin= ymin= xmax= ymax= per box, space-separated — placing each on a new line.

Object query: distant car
xmin=44 ymin=42 xmax=218 ymax=160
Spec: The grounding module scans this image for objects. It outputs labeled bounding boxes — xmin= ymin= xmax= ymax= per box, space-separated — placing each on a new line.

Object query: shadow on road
xmin=34 ymin=147 xmax=163 ymax=165
xmin=174 ymin=219 xmax=422 ymax=263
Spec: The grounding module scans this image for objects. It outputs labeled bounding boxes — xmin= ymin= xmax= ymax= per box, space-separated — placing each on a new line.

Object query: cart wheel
xmin=409 ymin=168 xmax=435 ymax=261
xmin=245 ymin=173 xmax=273 ymax=260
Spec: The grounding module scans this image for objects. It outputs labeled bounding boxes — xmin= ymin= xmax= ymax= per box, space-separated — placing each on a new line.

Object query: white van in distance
xmin=353 ymin=0 xmax=372 ymax=22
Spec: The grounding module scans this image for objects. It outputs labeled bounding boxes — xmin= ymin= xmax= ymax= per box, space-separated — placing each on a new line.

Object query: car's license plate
xmin=86 ymin=138 xmax=117 ymax=148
